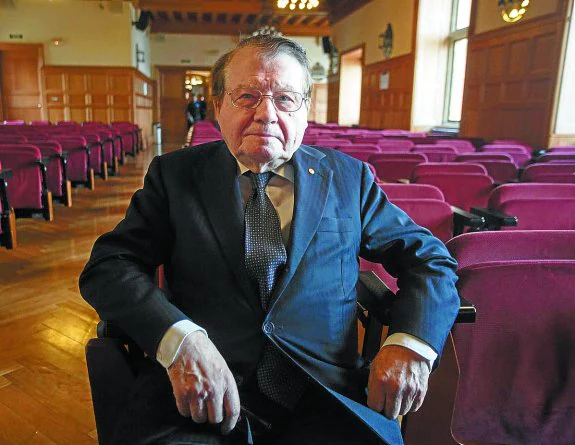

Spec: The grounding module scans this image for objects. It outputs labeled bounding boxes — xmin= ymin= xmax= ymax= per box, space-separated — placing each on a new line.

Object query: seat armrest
xmin=0 ymin=169 xmax=13 ymax=180
xmin=470 ymin=207 xmax=518 ymax=229
xmin=451 ymin=206 xmax=485 ymax=236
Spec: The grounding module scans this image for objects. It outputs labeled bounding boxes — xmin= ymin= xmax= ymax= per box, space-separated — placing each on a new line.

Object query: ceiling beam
xmin=137 ymin=0 xmax=263 ymax=14
xmin=151 ymin=20 xmax=331 ymax=37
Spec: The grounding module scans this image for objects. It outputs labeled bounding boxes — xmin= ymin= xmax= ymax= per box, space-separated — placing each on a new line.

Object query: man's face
xmin=214 ymin=46 xmax=309 ymax=172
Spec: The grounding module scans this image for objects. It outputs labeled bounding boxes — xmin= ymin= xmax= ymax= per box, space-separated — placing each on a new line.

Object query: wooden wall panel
xmin=326 ymin=72 xmax=340 ymax=123
xmin=360 ymin=54 xmax=414 ymax=130
xmin=41 ymin=66 xmax=153 ymax=145
xmin=460 ymin=6 xmax=568 ymax=148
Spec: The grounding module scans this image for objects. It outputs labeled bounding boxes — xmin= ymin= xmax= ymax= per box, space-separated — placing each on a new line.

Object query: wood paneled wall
xmin=326 ymin=72 xmax=340 ymax=123
xmin=43 ymin=66 xmax=153 ymax=145
xmin=459 ymin=3 xmax=569 ymax=148
xmin=360 ymin=54 xmax=415 ymax=129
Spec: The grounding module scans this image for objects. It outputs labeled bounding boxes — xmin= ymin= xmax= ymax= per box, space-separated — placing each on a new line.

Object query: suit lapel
xmin=270 ymin=145 xmax=332 ymax=305
xmin=194 ymin=142 xmax=262 ymax=315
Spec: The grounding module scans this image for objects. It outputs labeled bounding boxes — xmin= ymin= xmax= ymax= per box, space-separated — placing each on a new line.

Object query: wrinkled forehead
xmin=225 ymin=47 xmax=306 ymax=92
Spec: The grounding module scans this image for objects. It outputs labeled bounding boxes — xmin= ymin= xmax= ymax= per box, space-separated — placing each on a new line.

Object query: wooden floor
xmin=0 ymin=143 xmax=175 ymax=444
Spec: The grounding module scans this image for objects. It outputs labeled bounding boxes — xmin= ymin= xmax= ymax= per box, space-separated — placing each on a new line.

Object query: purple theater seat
xmin=411 ymin=162 xmax=487 ymax=181
xmin=435 ymin=139 xmax=476 ymax=153
xmin=537 ymin=153 xmax=575 ymax=163
xmin=392 ymin=199 xmax=454 ymax=242
xmin=411 ymin=145 xmax=459 ymax=162
xmin=378 ymin=183 xmax=445 ymax=201
xmin=456 ymin=152 xmax=515 ymax=163
xmin=376 ymin=139 xmax=415 ymax=151
xmin=112 ymin=122 xmax=141 ymax=155
xmin=52 ymin=135 xmax=94 ymax=189
xmin=368 ymin=153 xmax=428 ymax=182
xmin=32 ymin=141 xmax=71 ymax=206
xmin=415 ymin=173 xmax=494 ymax=211
xmin=81 ymin=132 xmax=107 ymax=180
xmin=0 ymin=162 xmax=17 ymax=249
xmin=521 ymin=163 xmax=575 ymax=183
xmin=448 ymin=258 xmax=575 ymax=444
xmin=498 ymin=198 xmax=575 ymax=229
xmin=316 ymin=139 xmax=352 ymax=148
xmin=481 ymin=145 xmax=531 ymax=166
xmin=549 ymin=146 xmax=575 ymax=153
xmin=471 ymin=159 xmax=518 ymax=183
xmin=488 ymin=183 xmax=575 ymax=208
xmin=0 ymin=135 xmax=27 ymax=144
xmin=0 ymin=144 xmax=53 ymax=221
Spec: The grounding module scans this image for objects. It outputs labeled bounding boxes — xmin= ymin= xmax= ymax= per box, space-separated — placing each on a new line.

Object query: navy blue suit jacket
xmin=80 ymin=141 xmax=459 ymax=444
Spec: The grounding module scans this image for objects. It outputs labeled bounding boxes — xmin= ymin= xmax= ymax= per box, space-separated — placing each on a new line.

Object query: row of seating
xmin=0 ymin=121 xmax=143 ymax=249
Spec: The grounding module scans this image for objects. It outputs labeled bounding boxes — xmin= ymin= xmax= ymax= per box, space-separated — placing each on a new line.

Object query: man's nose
xmin=254 ymin=95 xmax=278 ymax=123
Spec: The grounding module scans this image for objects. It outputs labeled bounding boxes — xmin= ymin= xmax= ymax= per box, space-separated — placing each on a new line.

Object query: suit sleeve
xmin=79 ymin=156 xmax=189 ymax=358
xmin=357 ymin=163 xmax=460 ymax=356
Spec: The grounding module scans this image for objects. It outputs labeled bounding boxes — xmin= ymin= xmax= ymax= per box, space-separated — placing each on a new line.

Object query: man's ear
xmin=212 ymin=97 xmax=221 ymax=117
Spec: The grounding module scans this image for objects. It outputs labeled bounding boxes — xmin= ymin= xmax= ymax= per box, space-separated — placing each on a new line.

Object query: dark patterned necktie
xmin=244 ymin=171 xmax=307 ymax=409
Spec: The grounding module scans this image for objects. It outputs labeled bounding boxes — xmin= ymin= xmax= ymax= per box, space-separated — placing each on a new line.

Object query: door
xmin=0 ymin=44 xmax=44 ymax=122
xmin=159 ymin=68 xmax=187 ymax=144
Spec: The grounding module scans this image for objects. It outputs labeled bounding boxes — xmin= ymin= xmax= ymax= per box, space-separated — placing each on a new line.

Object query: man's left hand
xmin=367 ymin=345 xmax=430 ymax=419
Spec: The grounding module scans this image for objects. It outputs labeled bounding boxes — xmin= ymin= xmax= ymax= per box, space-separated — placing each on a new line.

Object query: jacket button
xmin=262 ymin=321 xmax=274 ymax=334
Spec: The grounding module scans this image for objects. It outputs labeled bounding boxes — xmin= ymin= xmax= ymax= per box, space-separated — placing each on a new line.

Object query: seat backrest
xmin=488 ymin=183 xmax=575 ymax=207
xmin=369 ymin=158 xmax=427 ymax=182
xmin=479 ymin=148 xmax=531 ymax=166
xmin=499 ymin=198 xmax=575 ymax=229
xmin=411 ymin=147 xmax=458 ymax=163
xmin=456 ymin=153 xmax=515 ymax=163
xmin=376 ymin=139 xmax=415 ymax=151
xmin=549 ymin=146 xmax=575 ymax=153
xmin=316 ymin=139 xmax=352 ymax=148
xmin=0 ymin=135 xmax=27 ymax=143
xmin=411 ymin=162 xmax=487 ymax=180
xmin=481 ymin=144 xmax=530 ymax=154
xmin=379 ymin=183 xmax=445 ymax=200
xmin=415 ymin=173 xmax=494 ymax=211
xmin=537 ymin=153 xmax=575 ymax=163
xmin=0 ymin=144 xmax=43 ymax=208
xmin=447 ymin=230 xmax=575 ymax=269
xmin=522 ymin=163 xmax=575 ymax=179
xmin=472 ymin=160 xmax=518 ymax=183
xmin=449 ymin=260 xmax=575 ymax=444
xmin=391 ymin=199 xmax=453 ymax=242
xmin=434 ymin=139 xmax=475 ymax=153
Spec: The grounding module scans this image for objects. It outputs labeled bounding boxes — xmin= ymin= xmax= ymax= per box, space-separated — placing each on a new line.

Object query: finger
xmin=411 ymin=385 xmax=427 ymax=412
xmin=398 ymin=390 xmax=415 ymax=416
xmin=384 ymin=390 xmax=402 ymax=420
xmin=190 ymin=395 xmax=208 ymax=424
xmin=206 ymin=390 xmax=224 ymax=425
xmin=366 ymin=375 xmax=385 ymax=412
xmin=174 ymin=392 xmax=191 ymax=417
xmin=221 ymin=380 xmax=241 ymax=435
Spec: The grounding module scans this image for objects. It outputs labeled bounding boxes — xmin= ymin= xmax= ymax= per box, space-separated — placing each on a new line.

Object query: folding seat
xmin=315 ymin=138 xmax=352 ymax=148
xmin=93 ymin=129 xmax=119 ymax=175
xmin=24 ymin=132 xmax=50 ymax=143
xmin=411 ymin=145 xmax=459 ymax=162
xmin=29 ymin=121 xmax=51 ymax=126
xmin=368 ymin=152 xmax=428 ymax=182
xmin=536 ymin=152 xmax=575 ymax=163
xmin=0 ymin=134 xmax=27 ymax=144
xmin=51 ymin=135 xmax=95 ymax=189
xmin=521 ymin=163 xmax=575 ymax=183
xmin=376 ymin=139 xmax=414 ymax=151
xmin=434 ymin=139 xmax=475 ymax=153
xmin=455 ymin=152 xmax=515 ymax=163
xmin=379 ymin=183 xmax=445 ymax=200
xmin=460 ymin=159 xmax=519 ymax=183
xmin=0 ymin=144 xmax=53 ymax=221
xmin=443 ymin=231 xmax=575 ymax=445
xmin=112 ymin=122 xmax=142 ymax=154
xmin=548 ymin=146 xmax=575 ymax=153
xmin=32 ymin=141 xmax=72 ymax=207
xmin=344 ymin=143 xmax=380 ymax=152
xmin=0 ymin=162 xmax=17 ymax=249
xmin=81 ymin=132 xmax=108 ymax=180
xmin=473 ymin=183 xmax=575 ymax=230
xmin=414 ymin=173 xmax=495 ymax=212
xmin=481 ymin=144 xmax=531 ymax=166
xmin=411 ymin=162 xmax=487 ymax=182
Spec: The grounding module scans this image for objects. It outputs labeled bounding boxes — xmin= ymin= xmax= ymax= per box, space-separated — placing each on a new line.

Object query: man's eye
xmin=275 ymin=94 xmax=294 ymax=103
xmin=239 ymin=93 xmax=257 ymax=100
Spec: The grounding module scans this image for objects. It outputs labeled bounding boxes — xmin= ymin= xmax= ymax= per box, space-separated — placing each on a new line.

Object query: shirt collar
xmin=236 ymin=160 xmax=294 ymax=183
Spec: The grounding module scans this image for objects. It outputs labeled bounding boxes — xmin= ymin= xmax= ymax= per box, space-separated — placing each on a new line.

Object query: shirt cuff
xmin=382 ymin=333 xmax=437 ymax=370
xmin=156 ymin=320 xmax=207 ymax=368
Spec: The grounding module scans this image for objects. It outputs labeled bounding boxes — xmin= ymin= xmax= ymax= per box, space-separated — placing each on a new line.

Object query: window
xmin=444 ymin=0 xmax=472 ymax=123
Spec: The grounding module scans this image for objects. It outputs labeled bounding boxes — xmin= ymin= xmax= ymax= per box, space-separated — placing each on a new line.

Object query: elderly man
xmin=80 ymin=35 xmax=459 ymax=445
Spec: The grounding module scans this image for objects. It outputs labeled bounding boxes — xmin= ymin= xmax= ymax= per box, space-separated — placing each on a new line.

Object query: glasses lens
xmin=273 ymin=91 xmax=303 ymax=112
xmin=230 ymin=88 xmax=261 ymax=109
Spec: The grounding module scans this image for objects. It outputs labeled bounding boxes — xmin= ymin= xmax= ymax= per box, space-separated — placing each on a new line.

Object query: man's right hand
xmin=167 ymin=331 xmax=241 ymax=435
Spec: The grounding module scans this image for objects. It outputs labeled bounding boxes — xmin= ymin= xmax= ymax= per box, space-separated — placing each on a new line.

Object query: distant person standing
xmin=199 ymin=95 xmax=207 ymax=120
xmin=186 ymin=98 xmax=196 ymax=129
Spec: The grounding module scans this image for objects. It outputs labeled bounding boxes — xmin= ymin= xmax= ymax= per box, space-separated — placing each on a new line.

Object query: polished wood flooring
xmin=0 ymin=144 xmax=176 ymax=444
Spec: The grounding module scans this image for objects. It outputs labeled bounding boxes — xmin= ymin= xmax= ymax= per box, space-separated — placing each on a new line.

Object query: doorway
xmin=338 ymin=47 xmax=363 ymax=127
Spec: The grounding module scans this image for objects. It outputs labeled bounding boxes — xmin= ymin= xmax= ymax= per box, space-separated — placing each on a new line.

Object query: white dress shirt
xmin=157 ymin=160 xmax=437 ymax=369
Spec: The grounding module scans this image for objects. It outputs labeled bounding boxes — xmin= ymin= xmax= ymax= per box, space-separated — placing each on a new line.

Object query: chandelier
xmin=277 ymin=0 xmax=319 ymax=11
xmin=252 ymin=24 xmax=283 ymax=37
xmin=498 ymin=0 xmax=530 ymax=23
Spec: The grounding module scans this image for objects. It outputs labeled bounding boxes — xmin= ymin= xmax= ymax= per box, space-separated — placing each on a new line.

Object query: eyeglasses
xmin=227 ymin=88 xmax=308 ymax=112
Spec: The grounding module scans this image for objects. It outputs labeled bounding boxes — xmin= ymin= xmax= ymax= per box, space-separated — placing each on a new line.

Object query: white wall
xmin=0 ymin=0 xmax=132 ymax=67
xmin=331 ymin=0 xmax=415 ymax=65
xmin=150 ymin=33 xmax=329 ymax=77
xmin=555 ymin=1 xmax=575 ymax=135
xmin=131 ymin=4 xmax=152 ymax=77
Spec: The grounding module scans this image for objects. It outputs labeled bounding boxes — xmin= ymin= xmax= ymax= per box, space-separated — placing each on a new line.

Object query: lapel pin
xmin=308 ymin=168 xmax=315 ymax=175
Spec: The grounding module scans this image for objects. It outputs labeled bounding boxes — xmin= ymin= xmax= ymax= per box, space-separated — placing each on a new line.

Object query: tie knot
xmin=248 ymin=171 xmax=273 ymax=191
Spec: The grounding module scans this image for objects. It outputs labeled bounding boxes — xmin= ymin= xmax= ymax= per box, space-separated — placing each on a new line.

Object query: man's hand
xmin=367 ymin=345 xmax=430 ymax=419
xmin=167 ymin=331 xmax=240 ymax=435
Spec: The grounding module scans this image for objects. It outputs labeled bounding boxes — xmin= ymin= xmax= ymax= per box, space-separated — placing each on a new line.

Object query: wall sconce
xmin=51 ymin=37 xmax=64 ymax=46
xmin=499 ymin=0 xmax=530 ymax=23
xmin=378 ymin=23 xmax=393 ymax=59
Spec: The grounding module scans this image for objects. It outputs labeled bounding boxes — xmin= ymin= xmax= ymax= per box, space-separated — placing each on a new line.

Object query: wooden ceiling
xmin=132 ymin=0 xmax=333 ymax=37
